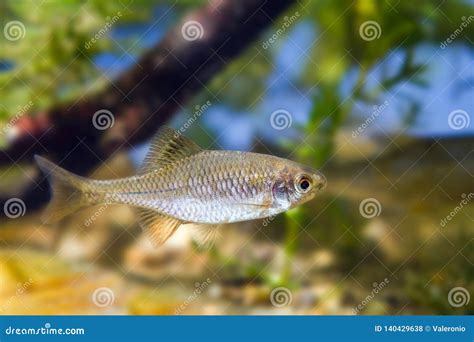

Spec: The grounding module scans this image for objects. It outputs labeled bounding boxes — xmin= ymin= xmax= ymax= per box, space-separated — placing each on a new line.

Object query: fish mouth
xmin=312 ymin=172 xmax=327 ymax=192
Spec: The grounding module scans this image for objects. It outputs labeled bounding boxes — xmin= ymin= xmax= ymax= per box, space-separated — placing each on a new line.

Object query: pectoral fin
xmin=137 ymin=208 xmax=183 ymax=247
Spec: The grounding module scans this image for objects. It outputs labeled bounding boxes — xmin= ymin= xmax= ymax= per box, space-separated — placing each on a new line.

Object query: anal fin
xmin=191 ymin=224 xmax=220 ymax=249
xmin=137 ymin=208 xmax=182 ymax=247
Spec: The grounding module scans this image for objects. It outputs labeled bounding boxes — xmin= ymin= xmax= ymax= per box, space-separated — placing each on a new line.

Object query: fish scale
xmin=88 ymin=151 xmax=275 ymax=223
xmin=35 ymin=126 xmax=326 ymax=246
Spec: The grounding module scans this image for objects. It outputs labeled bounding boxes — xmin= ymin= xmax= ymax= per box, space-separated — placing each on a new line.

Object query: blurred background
xmin=0 ymin=0 xmax=472 ymax=315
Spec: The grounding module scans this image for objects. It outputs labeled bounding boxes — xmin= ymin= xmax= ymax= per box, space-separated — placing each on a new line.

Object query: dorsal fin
xmin=139 ymin=127 xmax=202 ymax=174
xmin=137 ymin=208 xmax=183 ymax=247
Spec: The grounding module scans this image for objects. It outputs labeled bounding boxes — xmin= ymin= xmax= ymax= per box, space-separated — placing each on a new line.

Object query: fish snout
xmin=313 ymin=172 xmax=327 ymax=192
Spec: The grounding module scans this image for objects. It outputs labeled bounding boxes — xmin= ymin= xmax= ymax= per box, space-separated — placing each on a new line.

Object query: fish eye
xmin=295 ymin=174 xmax=312 ymax=193
xmin=300 ymin=179 xmax=310 ymax=190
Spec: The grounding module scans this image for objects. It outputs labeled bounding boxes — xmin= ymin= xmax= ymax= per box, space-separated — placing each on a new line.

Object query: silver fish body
xmin=92 ymin=151 xmax=320 ymax=223
xmin=36 ymin=127 xmax=326 ymax=246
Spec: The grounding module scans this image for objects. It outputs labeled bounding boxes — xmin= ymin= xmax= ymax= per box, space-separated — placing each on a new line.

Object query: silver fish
xmin=36 ymin=127 xmax=326 ymax=246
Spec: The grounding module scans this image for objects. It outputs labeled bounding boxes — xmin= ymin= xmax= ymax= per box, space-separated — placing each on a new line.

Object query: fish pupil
xmin=300 ymin=179 xmax=310 ymax=191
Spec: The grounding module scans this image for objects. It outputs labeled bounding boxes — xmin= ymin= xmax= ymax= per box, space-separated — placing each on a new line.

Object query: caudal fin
xmin=35 ymin=155 xmax=90 ymax=223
